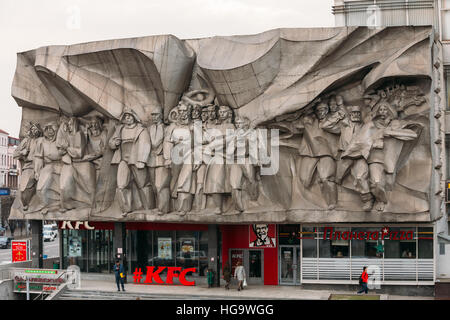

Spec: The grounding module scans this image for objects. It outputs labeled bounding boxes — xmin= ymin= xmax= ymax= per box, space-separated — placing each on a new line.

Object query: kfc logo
xmin=133 ymin=266 xmax=196 ymax=286
xmin=249 ymin=224 xmax=276 ymax=248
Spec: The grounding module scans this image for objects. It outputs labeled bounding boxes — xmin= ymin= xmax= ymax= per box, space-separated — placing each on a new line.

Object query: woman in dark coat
xmin=223 ymin=263 xmax=232 ymax=290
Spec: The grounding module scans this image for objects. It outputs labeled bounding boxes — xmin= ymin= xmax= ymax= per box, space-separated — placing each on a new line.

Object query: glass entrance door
xmin=230 ymin=249 xmax=264 ymax=284
xmin=279 ymin=246 xmax=300 ymax=285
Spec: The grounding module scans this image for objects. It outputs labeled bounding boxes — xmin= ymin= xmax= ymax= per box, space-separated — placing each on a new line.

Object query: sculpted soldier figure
xmin=58 ymin=117 xmax=96 ymax=212
xmin=34 ymin=121 xmax=64 ymax=214
xmin=322 ymin=105 xmax=374 ymax=211
xmin=342 ymin=101 xmax=420 ymax=211
xmin=109 ymin=108 xmax=151 ymax=216
xmin=289 ymin=102 xmax=339 ymax=210
xmin=227 ymin=116 xmax=260 ymax=212
xmin=203 ymin=105 xmax=234 ymax=214
xmin=147 ymin=107 xmax=170 ymax=214
xmin=14 ymin=122 xmax=42 ymax=211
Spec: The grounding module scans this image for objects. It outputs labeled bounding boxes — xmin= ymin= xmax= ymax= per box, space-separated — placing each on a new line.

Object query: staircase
xmin=55 ymin=289 xmax=229 ymax=300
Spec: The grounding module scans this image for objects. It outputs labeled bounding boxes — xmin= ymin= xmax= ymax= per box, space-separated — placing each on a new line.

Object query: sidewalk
xmin=76 ymin=277 xmax=434 ymax=300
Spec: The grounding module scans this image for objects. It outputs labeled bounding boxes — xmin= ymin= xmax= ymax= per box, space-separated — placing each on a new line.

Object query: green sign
xmin=24 ymin=269 xmax=57 ymax=274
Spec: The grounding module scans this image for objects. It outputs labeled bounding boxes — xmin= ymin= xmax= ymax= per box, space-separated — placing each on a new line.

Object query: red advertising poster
xmin=12 ymin=240 xmax=28 ymax=262
xmin=230 ymin=249 xmax=244 ymax=276
xmin=249 ymin=224 xmax=277 ymax=248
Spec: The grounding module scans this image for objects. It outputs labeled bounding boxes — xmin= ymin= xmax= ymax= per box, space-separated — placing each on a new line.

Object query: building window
xmin=279 ymin=224 xmax=300 ymax=245
xmin=62 ymin=229 xmax=89 ymax=272
xmin=384 ymin=227 xmax=416 ymax=258
xmin=301 ymin=226 xmax=317 ymax=258
xmin=319 ymin=227 xmax=350 ymax=258
xmin=442 ymin=0 xmax=450 ymax=41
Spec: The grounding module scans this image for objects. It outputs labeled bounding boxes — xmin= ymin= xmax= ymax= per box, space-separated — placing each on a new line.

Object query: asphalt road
xmin=0 ymin=236 xmax=59 ymax=265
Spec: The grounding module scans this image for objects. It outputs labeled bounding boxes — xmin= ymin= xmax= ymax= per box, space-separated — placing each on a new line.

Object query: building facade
xmin=9 ymin=24 xmax=444 ymax=294
xmin=332 ymin=0 xmax=450 ymax=293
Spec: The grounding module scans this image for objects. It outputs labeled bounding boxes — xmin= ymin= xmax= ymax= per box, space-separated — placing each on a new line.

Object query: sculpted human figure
xmin=227 ymin=116 xmax=260 ymax=212
xmin=191 ymin=105 xmax=208 ymax=210
xmin=203 ymin=105 xmax=234 ymax=214
xmin=85 ymin=116 xmax=108 ymax=176
xmin=147 ymin=107 xmax=170 ymax=214
xmin=167 ymin=103 xmax=195 ymax=214
xmin=14 ymin=122 xmax=42 ymax=211
xmin=290 ymin=102 xmax=339 ymax=210
xmin=109 ymin=109 xmax=151 ymax=216
xmin=321 ymin=105 xmax=373 ymax=211
xmin=342 ymin=101 xmax=420 ymax=212
xmin=58 ymin=117 xmax=96 ymax=212
xmin=34 ymin=121 xmax=64 ymax=214
xmin=165 ymin=107 xmax=180 ymax=205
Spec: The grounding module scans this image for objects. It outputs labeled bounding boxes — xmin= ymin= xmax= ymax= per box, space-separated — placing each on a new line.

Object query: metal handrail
xmin=31 ymin=270 xmax=69 ymax=301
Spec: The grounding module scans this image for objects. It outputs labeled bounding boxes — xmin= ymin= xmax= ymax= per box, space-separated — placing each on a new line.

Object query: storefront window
xmin=249 ymin=250 xmax=262 ymax=278
xmin=301 ymin=226 xmax=317 ymax=258
xmin=350 ymin=227 xmax=381 ymax=258
xmin=384 ymin=227 xmax=416 ymax=258
xmin=418 ymin=227 xmax=433 ymax=259
xmin=87 ymin=230 xmax=113 ymax=273
xmin=279 ymin=225 xmax=300 ymax=245
xmin=129 ymin=230 xmax=153 ymax=273
xmin=176 ymin=231 xmax=201 ymax=276
xmin=319 ymin=227 xmax=349 ymax=258
xmin=153 ymin=231 xmax=175 ymax=268
xmin=62 ymin=229 xmax=88 ymax=272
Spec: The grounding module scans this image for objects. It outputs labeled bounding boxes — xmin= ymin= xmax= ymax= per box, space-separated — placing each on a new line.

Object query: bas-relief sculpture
xmin=9 ymin=26 xmax=440 ymax=223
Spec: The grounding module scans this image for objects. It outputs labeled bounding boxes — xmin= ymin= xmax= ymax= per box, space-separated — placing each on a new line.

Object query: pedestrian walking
xmin=234 ymin=261 xmax=246 ymax=291
xmin=206 ymin=268 xmax=214 ymax=288
xmin=113 ymin=260 xmax=125 ymax=292
xmin=223 ymin=263 xmax=231 ymax=290
xmin=357 ymin=266 xmax=369 ymax=294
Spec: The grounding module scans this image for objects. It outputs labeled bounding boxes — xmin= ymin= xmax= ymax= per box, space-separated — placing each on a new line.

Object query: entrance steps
xmin=55 ymin=289 xmax=227 ymax=300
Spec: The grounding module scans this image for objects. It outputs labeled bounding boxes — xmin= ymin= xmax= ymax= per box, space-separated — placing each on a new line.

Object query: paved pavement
xmin=76 ymin=275 xmax=434 ymax=300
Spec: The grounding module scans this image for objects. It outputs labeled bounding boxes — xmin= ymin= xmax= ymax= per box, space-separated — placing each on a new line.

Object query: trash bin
xmin=53 ymin=262 xmax=60 ymax=269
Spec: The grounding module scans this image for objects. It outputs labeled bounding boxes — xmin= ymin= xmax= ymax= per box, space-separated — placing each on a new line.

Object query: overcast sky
xmin=0 ymin=0 xmax=334 ymax=137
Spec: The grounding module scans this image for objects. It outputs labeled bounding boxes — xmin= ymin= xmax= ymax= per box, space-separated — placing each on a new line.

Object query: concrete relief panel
xmin=9 ymin=26 xmax=436 ymax=224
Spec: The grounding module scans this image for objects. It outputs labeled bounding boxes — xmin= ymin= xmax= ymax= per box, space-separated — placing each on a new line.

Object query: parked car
xmin=43 ymin=230 xmax=57 ymax=242
xmin=0 ymin=236 xmax=12 ymax=249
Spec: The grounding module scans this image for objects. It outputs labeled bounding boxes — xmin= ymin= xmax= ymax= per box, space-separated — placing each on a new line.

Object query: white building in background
xmin=332 ymin=0 xmax=450 ymax=294
xmin=0 ymin=129 xmax=9 ymax=188
xmin=7 ymin=136 xmax=20 ymax=192
xmin=0 ymin=129 xmax=21 ymax=191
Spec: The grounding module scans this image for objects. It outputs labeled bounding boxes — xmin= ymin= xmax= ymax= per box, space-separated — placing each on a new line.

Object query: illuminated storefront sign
xmin=60 ymin=221 xmax=94 ymax=230
xmin=300 ymin=227 xmax=424 ymax=241
xmin=13 ymin=269 xmax=65 ymax=293
xmin=133 ymin=266 xmax=196 ymax=286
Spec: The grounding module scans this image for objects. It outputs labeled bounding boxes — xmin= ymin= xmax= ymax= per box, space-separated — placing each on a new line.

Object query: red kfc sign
xmin=133 ymin=266 xmax=196 ymax=286
xmin=12 ymin=240 xmax=29 ymax=262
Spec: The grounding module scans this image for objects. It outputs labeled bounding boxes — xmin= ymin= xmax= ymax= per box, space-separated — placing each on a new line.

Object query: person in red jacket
xmin=357 ymin=266 xmax=369 ymax=294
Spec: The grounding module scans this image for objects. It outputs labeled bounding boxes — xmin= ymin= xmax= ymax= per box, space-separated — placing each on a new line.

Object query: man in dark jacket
xmin=113 ymin=260 xmax=125 ymax=292
xmin=357 ymin=266 xmax=369 ymax=294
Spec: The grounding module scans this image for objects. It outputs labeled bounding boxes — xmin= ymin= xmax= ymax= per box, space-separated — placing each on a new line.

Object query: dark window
xmin=301 ymin=226 xmax=317 ymax=258
xmin=278 ymin=224 xmax=300 ymax=245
